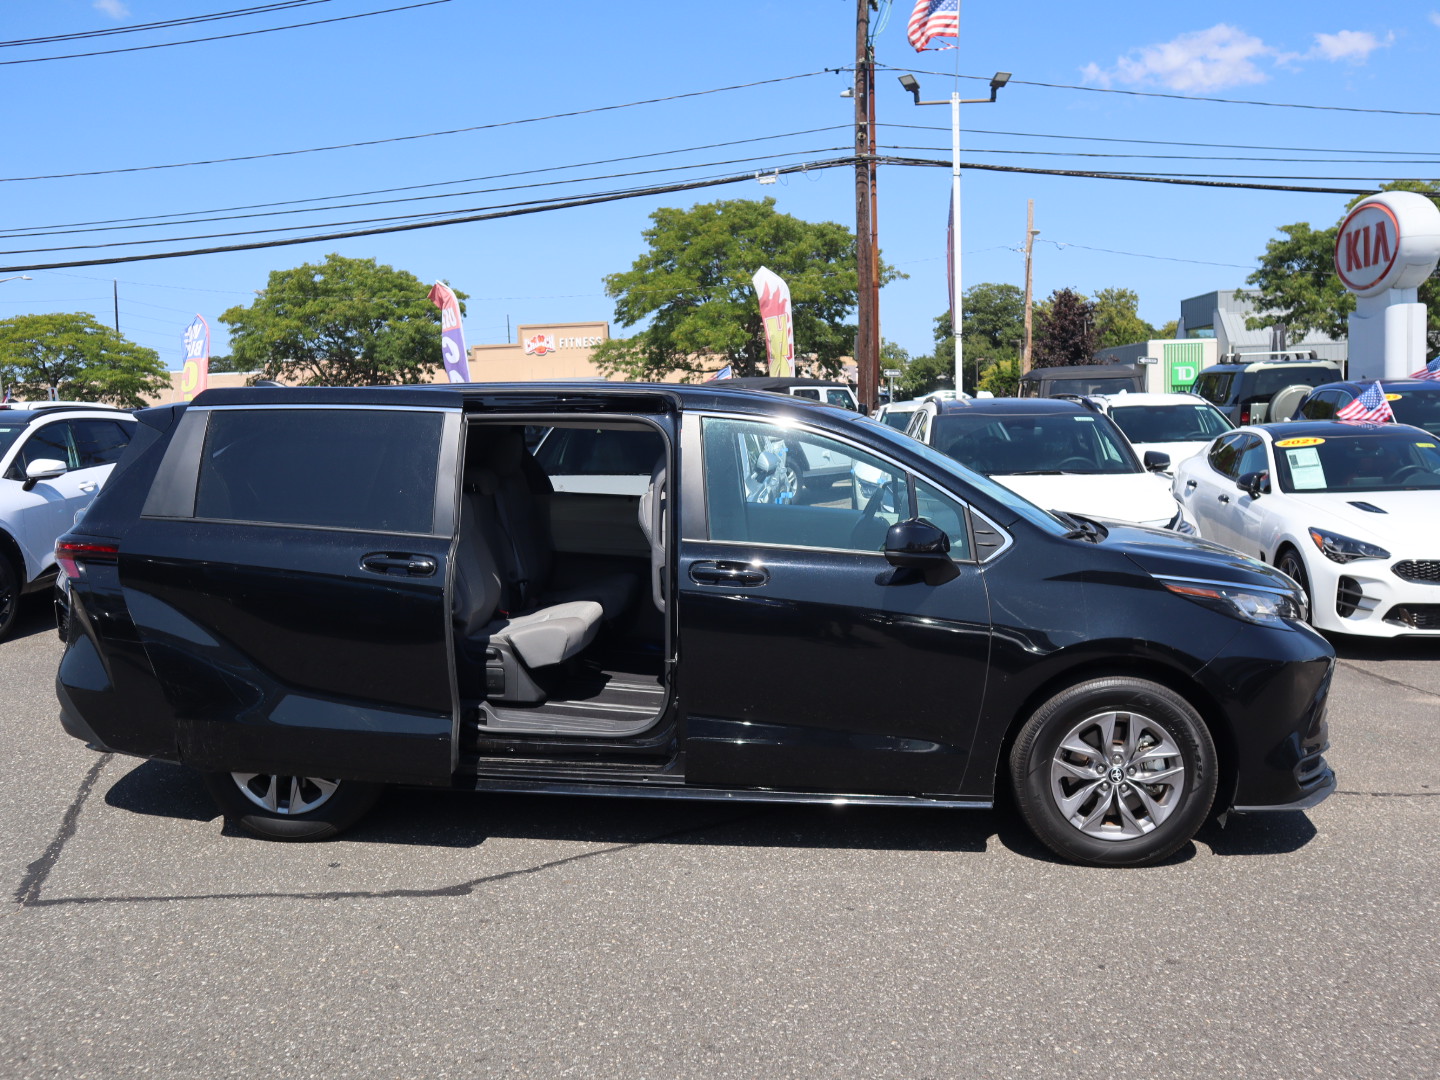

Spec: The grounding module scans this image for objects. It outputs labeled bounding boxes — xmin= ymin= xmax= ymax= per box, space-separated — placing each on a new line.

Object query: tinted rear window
xmin=1247 ymin=366 xmax=1340 ymax=398
xmin=195 ymin=409 xmax=443 ymax=533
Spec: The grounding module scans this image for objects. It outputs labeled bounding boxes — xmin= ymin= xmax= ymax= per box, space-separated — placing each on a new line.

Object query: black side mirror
xmin=1143 ymin=450 xmax=1171 ymax=473
xmin=884 ymin=519 xmax=959 ymax=585
xmin=1237 ymin=471 xmax=1270 ymax=499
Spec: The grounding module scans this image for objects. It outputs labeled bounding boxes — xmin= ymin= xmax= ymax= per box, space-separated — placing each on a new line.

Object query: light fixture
xmin=839 ymin=86 xmax=854 ymax=98
xmin=897 ymin=73 xmax=921 ymax=105
xmin=990 ymin=71 xmax=1012 ymax=91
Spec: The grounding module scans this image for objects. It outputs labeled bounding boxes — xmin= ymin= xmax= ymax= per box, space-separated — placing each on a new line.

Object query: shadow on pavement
xmin=6 ymin=592 xmax=60 ymax=643
xmin=1327 ymin=634 xmax=1440 ymax=663
xmin=1195 ymin=810 xmax=1317 ymax=857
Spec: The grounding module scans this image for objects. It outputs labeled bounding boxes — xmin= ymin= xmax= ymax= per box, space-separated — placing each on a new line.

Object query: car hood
xmin=994 ymin=471 xmax=1177 ymax=526
xmin=1281 ymin=488 xmax=1439 ymax=550
xmin=1097 ymin=521 xmax=1300 ymax=593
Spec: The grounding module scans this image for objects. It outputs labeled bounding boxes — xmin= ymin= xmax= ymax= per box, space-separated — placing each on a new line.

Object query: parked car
xmin=0 ymin=404 xmax=135 ymax=639
xmin=717 ymin=376 xmax=860 ymax=412
xmin=1289 ymin=379 xmax=1440 ymax=437
xmin=1190 ymin=356 xmax=1344 ymax=426
xmin=871 ymin=399 xmax=923 ymax=432
xmin=1174 ymin=420 xmax=1440 ymax=636
xmin=55 ymin=383 xmax=1334 ymax=867
xmin=905 ymin=397 xmax=1199 ymax=535
xmin=1018 ymin=363 xmax=1148 ymax=399
xmin=1078 ymin=392 xmax=1234 ymax=475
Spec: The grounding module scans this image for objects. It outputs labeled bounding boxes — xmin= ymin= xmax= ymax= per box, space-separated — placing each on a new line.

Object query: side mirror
xmin=1237 ymin=471 xmax=1270 ymax=499
xmin=884 ymin=519 xmax=959 ymax=585
xmin=1143 ymin=450 xmax=1171 ymax=473
xmin=22 ymin=458 xmax=68 ymax=492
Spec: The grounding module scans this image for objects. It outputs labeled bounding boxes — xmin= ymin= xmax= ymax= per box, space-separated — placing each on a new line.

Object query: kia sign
xmin=1334 ymin=192 xmax=1440 ymax=298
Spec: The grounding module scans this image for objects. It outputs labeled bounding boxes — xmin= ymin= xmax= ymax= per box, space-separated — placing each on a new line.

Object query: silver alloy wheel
xmin=230 ymin=773 xmax=340 ymax=816
xmin=1049 ymin=710 xmax=1186 ymax=841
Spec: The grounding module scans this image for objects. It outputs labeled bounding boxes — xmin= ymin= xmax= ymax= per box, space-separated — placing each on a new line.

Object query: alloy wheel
xmin=1048 ymin=710 xmax=1186 ymax=841
xmin=229 ymin=773 xmax=340 ymax=816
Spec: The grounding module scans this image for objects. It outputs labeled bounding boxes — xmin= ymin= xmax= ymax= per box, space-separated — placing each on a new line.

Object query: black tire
xmin=1009 ymin=677 xmax=1218 ymax=867
xmin=201 ymin=771 xmax=384 ymax=841
xmin=1276 ymin=546 xmax=1313 ymax=625
xmin=0 ymin=554 xmax=18 ymax=642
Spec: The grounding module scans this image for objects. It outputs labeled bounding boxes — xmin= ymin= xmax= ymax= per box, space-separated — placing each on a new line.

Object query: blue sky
xmin=2 ymin=1 xmax=1434 ymax=370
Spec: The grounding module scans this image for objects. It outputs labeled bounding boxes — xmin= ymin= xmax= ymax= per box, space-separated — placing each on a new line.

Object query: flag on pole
xmin=707 ymin=365 xmax=733 ymax=382
xmin=428 ymin=281 xmax=471 ymax=383
xmin=1336 ymin=381 xmax=1396 ymax=424
xmin=1410 ymin=357 xmax=1440 ymax=381
xmin=907 ymin=0 xmax=959 ymax=52
xmin=179 ymin=315 xmax=210 ymax=402
xmin=751 ymin=267 xmax=795 ymax=377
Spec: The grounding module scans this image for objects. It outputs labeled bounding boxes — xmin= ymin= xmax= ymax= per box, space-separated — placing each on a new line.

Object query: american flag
xmin=1335 ymin=381 xmax=1396 ymax=424
xmin=1410 ymin=356 xmax=1440 ymax=381
xmin=908 ymin=0 xmax=959 ymax=52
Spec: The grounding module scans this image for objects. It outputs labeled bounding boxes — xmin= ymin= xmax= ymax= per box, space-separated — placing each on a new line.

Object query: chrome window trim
xmin=200 ymin=403 xmax=459 ymax=415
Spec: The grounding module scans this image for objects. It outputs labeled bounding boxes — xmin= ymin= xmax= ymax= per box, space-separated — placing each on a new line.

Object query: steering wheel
xmin=1057 ymin=457 xmax=1092 ymax=471
xmin=849 ymin=479 xmax=900 ymax=549
xmin=1388 ymin=464 xmax=1433 ymax=485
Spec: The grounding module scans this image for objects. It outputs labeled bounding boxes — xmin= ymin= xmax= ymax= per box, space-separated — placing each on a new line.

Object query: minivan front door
xmin=120 ymin=402 xmax=462 ymax=785
xmin=677 ymin=414 xmax=993 ymax=796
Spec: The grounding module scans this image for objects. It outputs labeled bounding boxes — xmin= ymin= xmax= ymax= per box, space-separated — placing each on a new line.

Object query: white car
xmin=1174 ymin=420 xmax=1440 ymax=637
xmin=906 ymin=397 xmax=1199 ymax=534
xmin=871 ymin=399 xmax=922 ymax=432
xmin=0 ymin=404 xmax=135 ymax=639
xmin=1079 ymin=392 xmax=1234 ymax=474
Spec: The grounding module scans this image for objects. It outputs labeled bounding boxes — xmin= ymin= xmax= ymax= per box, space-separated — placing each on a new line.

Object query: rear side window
xmin=195 ymin=409 xmax=443 ymax=533
xmin=72 ymin=419 xmax=133 ymax=467
xmin=1247 ymin=366 xmax=1340 ymax=398
xmin=1208 ymin=433 xmax=1244 ymax=478
xmin=9 ymin=420 xmax=77 ymax=477
xmin=1192 ymin=372 xmax=1233 ymax=405
xmin=534 ymin=427 xmax=663 ymax=477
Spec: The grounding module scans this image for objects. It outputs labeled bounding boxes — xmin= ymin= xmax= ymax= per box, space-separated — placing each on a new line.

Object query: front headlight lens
xmin=1160 ymin=578 xmax=1307 ymax=628
xmin=1308 ymin=527 xmax=1390 ymax=564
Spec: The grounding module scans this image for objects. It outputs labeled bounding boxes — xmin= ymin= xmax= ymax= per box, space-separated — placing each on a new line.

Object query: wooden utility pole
xmin=1022 ymin=199 xmax=1038 ymax=374
xmin=854 ymin=0 xmax=878 ymax=413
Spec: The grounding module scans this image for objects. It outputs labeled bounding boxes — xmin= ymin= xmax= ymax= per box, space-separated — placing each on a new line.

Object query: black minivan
xmin=54 ymin=383 xmax=1335 ymax=867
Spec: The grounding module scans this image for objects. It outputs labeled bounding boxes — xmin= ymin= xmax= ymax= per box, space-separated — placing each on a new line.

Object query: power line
xmin=0 ymin=1 xmax=335 ymax=47
xmin=887 ymin=65 xmax=1440 ymax=117
xmin=880 ymin=142 xmax=1440 ymax=167
xmin=0 ymin=0 xmax=448 ymax=66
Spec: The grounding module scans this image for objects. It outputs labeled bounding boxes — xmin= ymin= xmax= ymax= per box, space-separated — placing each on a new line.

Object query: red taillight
xmin=55 ymin=540 xmax=118 ymax=580
xmin=1239 ymin=405 xmax=1251 ymax=424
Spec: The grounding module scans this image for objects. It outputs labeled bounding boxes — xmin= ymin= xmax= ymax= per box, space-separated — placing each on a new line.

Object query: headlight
xmin=1159 ymin=577 xmax=1307 ymax=628
xmin=1308 ymin=527 xmax=1390 ymax=564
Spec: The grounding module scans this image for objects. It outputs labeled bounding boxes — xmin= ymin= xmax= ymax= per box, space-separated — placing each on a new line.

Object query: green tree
xmin=219 ymin=254 xmax=464 ymax=386
xmin=1091 ymin=287 xmax=1155 ymax=349
xmin=960 ymin=282 xmax=1025 ymax=353
xmin=0 ymin=312 xmax=168 ymax=407
xmin=592 ymin=198 xmax=899 ymax=382
xmin=1156 ymin=319 xmax=1179 ymax=339
xmin=206 ymin=353 xmax=248 ymax=374
xmin=977 ymin=357 xmax=1021 ymax=397
xmin=1032 ymin=288 xmax=1096 ymax=368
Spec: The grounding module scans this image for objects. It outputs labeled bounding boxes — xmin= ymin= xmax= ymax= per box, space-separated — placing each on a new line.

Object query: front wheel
xmin=0 ymin=555 xmax=18 ymax=641
xmin=201 ymin=771 xmax=384 ymax=841
xmin=1276 ymin=546 xmax=1313 ymax=625
xmin=1009 ymin=678 xmax=1217 ymax=867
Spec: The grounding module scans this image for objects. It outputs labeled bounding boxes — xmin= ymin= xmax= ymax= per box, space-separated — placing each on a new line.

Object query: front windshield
xmin=1108 ymin=402 xmax=1233 ymax=444
xmin=850 ymin=415 xmax=1071 ymax=536
xmin=0 ymin=425 xmax=24 ymax=460
xmin=1391 ymin=390 xmax=1440 ymax=438
xmin=931 ymin=411 xmax=1140 ymax=475
xmin=1272 ymin=428 xmax=1440 ymax=493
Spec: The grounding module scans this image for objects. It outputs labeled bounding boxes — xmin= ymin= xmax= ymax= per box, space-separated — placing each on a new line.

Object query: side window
xmin=8 ymin=421 xmax=77 ymax=478
xmin=1208 ymin=433 xmax=1243 ymax=478
xmin=824 ymin=388 xmax=857 ymax=411
xmin=1193 ymin=373 xmax=1232 ymax=406
xmin=71 ymin=419 xmax=133 ymax=468
xmin=791 ymin=388 xmax=821 ymax=402
xmin=194 ymin=409 xmax=444 ymax=533
xmin=1236 ymin=436 xmax=1268 ymax=478
xmin=534 ymin=427 xmax=663 ymax=477
xmin=702 ymin=417 xmax=907 ymax=553
xmin=914 ymin=478 xmax=972 ymax=560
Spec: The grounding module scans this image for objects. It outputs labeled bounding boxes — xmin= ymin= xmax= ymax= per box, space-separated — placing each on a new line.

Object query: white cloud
xmin=1084 ymin=25 xmax=1274 ymax=92
xmin=1085 ymin=23 xmax=1394 ymax=91
xmin=93 ymin=0 xmax=130 ymax=18
xmin=1431 ymin=12 xmax=1440 ymax=29
xmin=1311 ymin=30 xmax=1393 ymax=62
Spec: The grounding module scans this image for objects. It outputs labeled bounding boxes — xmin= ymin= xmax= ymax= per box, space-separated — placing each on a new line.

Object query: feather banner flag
xmin=179 ymin=315 xmax=209 ymax=402
xmin=428 ymin=280 xmax=471 ymax=383
xmin=751 ymin=267 xmax=795 ymax=377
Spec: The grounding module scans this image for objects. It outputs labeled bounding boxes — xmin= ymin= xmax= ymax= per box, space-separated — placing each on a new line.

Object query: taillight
xmin=1239 ymin=405 xmax=1251 ymax=424
xmin=55 ymin=539 xmax=118 ymax=580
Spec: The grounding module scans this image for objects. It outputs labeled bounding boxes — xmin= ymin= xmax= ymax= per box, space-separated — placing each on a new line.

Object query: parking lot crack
xmin=13 ymin=753 xmax=113 ymax=908
xmin=1336 ymin=660 xmax=1440 ymax=702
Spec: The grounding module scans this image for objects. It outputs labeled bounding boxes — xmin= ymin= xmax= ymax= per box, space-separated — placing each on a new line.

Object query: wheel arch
xmin=0 ymin=526 xmax=31 ymax=585
xmin=989 ymin=654 xmax=1239 ymax=817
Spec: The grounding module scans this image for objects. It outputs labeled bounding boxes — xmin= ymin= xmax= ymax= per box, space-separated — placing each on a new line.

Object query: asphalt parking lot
xmin=1 ymin=591 xmax=1437 ymax=1079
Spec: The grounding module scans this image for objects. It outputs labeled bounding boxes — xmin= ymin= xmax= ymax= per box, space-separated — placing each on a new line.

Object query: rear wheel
xmin=1009 ymin=677 xmax=1217 ymax=867
xmin=0 ymin=555 xmax=17 ymax=641
xmin=201 ymin=771 xmax=384 ymax=841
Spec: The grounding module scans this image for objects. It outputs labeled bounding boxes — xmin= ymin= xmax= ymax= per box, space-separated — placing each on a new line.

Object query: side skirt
xmin=460 ymin=774 xmax=993 ymax=809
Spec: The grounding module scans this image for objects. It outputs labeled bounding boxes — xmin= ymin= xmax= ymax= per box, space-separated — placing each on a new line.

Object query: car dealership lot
xmin=1 ymin=594 xmax=1437 ymax=1079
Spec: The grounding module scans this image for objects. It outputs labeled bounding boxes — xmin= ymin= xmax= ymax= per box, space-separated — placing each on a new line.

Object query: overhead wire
xmin=0 ymin=1 xmax=335 ymax=47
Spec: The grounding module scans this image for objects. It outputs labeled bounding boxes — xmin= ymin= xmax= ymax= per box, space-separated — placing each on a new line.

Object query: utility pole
xmin=1022 ymin=200 xmax=1038 ymax=374
xmin=854 ymin=0 xmax=878 ymax=413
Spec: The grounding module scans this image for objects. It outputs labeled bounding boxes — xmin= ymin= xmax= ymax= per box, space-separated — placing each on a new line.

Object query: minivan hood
xmin=1099 ymin=522 xmax=1300 ymax=593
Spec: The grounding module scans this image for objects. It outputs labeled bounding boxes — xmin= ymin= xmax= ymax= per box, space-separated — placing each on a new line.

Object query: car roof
xmin=931 ymin=396 xmax=1089 ymax=416
xmin=1245 ymin=419 xmax=1435 ymax=440
xmin=1018 ymin=363 xmax=1142 ymax=380
xmin=1199 ymin=358 xmax=1342 ymax=374
xmin=1302 ymin=379 xmax=1440 ymax=395
xmin=1088 ymin=392 xmax=1208 ymax=409
xmin=0 ymin=404 xmax=131 ymax=423
xmin=716 ymin=376 xmax=853 ymax=391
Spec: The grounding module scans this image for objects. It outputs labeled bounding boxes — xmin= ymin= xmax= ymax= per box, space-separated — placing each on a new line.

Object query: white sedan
xmin=1083 ymin=392 xmax=1234 ymax=475
xmin=1174 ymin=421 xmax=1440 ymax=637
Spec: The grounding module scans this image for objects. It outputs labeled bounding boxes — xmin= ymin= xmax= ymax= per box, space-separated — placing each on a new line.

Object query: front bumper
xmin=1309 ymin=554 xmax=1440 ymax=637
xmin=1233 ymin=766 xmax=1336 ymax=813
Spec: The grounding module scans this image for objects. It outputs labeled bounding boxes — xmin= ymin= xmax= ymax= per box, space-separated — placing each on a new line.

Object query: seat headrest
xmin=471 ymin=426 xmax=527 ymax=476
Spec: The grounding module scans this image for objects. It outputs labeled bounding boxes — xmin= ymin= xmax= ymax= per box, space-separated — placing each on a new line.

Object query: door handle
xmin=689 ymin=560 xmax=769 ymax=587
xmin=361 ymin=552 xmax=438 ymax=577
xmin=78 ymin=482 xmax=98 ymax=493
xmin=1184 ymin=480 xmax=1197 ymax=490
xmin=1218 ymin=495 xmax=1230 ymax=504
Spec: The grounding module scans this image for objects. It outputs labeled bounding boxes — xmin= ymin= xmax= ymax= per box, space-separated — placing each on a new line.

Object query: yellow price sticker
xmin=1385 ymin=393 xmax=1403 ymax=401
xmin=1275 ymin=437 xmax=1325 ymax=448
xmin=1418 ymin=442 xmax=1437 ymax=448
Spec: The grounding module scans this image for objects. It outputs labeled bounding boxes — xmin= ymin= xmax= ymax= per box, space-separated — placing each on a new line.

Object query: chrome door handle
xmin=689 ymin=560 xmax=769 ymax=587
xmin=361 ymin=552 xmax=438 ymax=577
xmin=78 ymin=482 xmax=98 ymax=493
xmin=1218 ymin=495 xmax=1230 ymax=504
xmin=1184 ymin=480 xmax=1197 ymax=490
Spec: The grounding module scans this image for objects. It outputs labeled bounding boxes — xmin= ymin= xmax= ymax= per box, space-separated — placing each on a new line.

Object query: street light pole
xmin=898 ymin=72 xmax=1010 ymax=396
xmin=0 ymin=275 xmax=32 ymax=285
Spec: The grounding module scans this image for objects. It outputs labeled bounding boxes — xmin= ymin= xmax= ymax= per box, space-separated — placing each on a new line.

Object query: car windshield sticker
xmin=1073 ymin=416 xmax=1095 ymax=422
xmin=1276 ymin=436 xmax=1325 ymax=448
xmin=1418 ymin=442 xmax=1437 ymax=448
xmin=1285 ymin=446 xmax=1327 ymax=489
xmin=1386 ymin=393 xmax=1403 ymax=401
